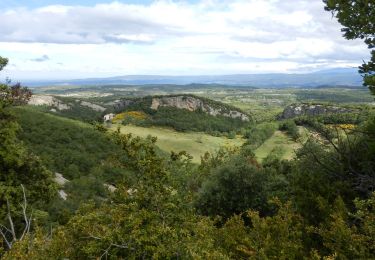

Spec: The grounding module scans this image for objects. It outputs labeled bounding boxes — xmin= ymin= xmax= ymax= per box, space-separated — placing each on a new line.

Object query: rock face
xmin=151 ymin=95 xmax=250 ymax=121
xmin=110 ymin=99 xmax=135 ymax=111
xmin=54 ymin=173 xmax=69 ymax=186
xmin=29 ymin=95 xmax=70 ymax=110
xmin=279 ymin=103 xmax=356 ymax=119
xmin=80 ymin=101 xmax=106 ymax=112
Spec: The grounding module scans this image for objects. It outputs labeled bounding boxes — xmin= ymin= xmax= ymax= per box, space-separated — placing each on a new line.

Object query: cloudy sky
xmin=0 ymin=0 xmax=370 ymax=80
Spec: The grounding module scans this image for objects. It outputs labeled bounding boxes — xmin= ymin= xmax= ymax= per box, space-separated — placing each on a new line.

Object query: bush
xmin=195 ymin=154 xmax=287 ymax=218
xmin=244 ymin=122 xmax=277 ymax=149
xmin=279 ymin=120 xmax=299 ymax=140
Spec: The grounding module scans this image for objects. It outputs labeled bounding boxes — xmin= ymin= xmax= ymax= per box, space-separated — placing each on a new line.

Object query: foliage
xmin=262 ymin=146 xmax=285 ymax=166
xmin=111 ymin=95 xmax=250 ymax=134
xmin=138 ymin=106 xmax=248 ymax=134
xmin=279 ymin=120 xmax=300 ymax=140
xmin=244 ymin=122 xmax=277 ymax=149
xmin=46 ymin=96 xmax=104 ymax=122
xmin=312 ymin=195 xmax=375 ymax=259
xmin=2 ymin=3 xmax=375 ymax=255
xmin=218 ymin=200 xmax=306 ymax=259
xmin=293 ymin=108 xmax=372 ymax=126
xmin=196 ymin=153 xmax=288 ymax=219
xmin=15 ymin=107 xmax=125 ymax=180
xmin=38 ymin=131 xmax=226 ymax=259
xmin=12 ymin=107 xmax=139 ymax=223
xmin=0 ymin=57 xmax=57 ymax=254
xmin=0 ymin=57 xmax=8 ymax=71
xmin=324 ymin=0 xmax=375 ymax=94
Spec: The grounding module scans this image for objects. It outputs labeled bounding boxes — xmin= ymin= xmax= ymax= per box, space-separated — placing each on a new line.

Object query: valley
xmin=1 ymin=1 xmax=375 ymax=258
xmin=25 ymin=85 xmax=373 ymax=165
xmin=111 ymin=124 xmax=245 ymax=163
xmin=3 ymin=68 xmax=375 ymax=260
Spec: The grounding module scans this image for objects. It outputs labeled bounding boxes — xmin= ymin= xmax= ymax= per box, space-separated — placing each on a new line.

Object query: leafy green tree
xmin=279 ymin=120 xmax=299 ymax=140
xmin=3 ymin=131 xmax=228 ymax=259
xmin=0 ymin=57 xmax=8 ymax=71
xmin=0 ymin=57 xmax=56 ymax=253
xmin=195 ymin=153 xmax=288 ymax=219
xmin=314 ymin=194 xmax=375 ymax=259
xmin=218 ymin=200 xmax=306 ymax=260
xmin=324 ymin=0 xmax=375 ymax=94
xmin=244 ymin=122 xmax=277 ymax=149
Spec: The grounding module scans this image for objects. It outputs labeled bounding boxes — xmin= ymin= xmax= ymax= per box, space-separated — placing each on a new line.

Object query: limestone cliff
xmin=150 ymin=95 xmax=250 ymax=121
xmin=29 ymin=95 xmax=70 ymax=110
xmin=279 ymin=103 xmax=357 ymax=119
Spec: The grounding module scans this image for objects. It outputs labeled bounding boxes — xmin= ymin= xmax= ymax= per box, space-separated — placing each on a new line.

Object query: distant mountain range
xmin=25 ymin=68 xmax=363 ymax=88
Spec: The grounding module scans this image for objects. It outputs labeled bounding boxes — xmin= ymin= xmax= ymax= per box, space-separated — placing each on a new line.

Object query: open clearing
xmin=111 ymin=124 xmax=245 ymax=163
xmin=255 ymin=130 xmax=302 ymax=161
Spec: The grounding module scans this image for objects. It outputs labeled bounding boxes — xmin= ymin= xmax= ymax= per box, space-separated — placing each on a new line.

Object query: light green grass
xmin=110 ymin=124 xmax=245 ymax=163
xmin=254 ymin=130 xmax=302 ymax=161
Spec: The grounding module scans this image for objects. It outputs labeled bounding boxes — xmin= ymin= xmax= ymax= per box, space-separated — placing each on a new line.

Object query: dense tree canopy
xmin=0 ymin=57 xmax=56 ymax=251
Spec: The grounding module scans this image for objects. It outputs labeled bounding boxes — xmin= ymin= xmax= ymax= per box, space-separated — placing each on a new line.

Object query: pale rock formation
xmin=279 ymin=103 xmax=357 ymax=119
xmin=151 ymin=96 xmax=250 ymax=121
xmin=80 ymin=101 xmax=106 ymax=112
xmin=28 ymin=95 xmax=70 ymax=110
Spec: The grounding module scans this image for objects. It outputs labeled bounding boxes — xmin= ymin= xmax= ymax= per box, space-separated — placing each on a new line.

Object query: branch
xmin=84 ymin=234 xmax=135 ymax=259
xmin=20 ymin=184 xmax=31 ymax=240
xmin=0 ymin=224 xmax=11 ymax=234
xmin=0 ymin=228 xmax=11 ymax=249
xmin=6 ymin=199 xmax=16 ymax=241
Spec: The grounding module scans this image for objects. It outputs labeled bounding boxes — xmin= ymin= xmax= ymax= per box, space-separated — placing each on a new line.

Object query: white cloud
xmin=0 ymin=0 xmax=370 ymax=79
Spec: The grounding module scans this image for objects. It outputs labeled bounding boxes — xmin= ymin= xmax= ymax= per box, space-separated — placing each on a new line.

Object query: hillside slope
xmin=108 ymin=94 xmax=252 ymax=134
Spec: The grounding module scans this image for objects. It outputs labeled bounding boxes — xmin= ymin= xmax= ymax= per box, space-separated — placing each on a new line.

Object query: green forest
xmin=1 ymin=1 xmax=375 ymax=259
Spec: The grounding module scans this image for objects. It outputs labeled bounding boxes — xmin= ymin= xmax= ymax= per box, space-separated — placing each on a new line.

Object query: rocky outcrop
xmin=29 ymin=95 xmax=107 ymax=113
xmin=80 ymin=101 xmax=106 ymax=112
xmin=151 ymin=95 xmax=250 ymax=121
xmin=54 ymin=172 xmax=69 ymax=186
xmin=53 ymin=173 xmax=69 ymax=201
xmin=29 ymin=95 xmax=70 ymax=110
xmin=110 ymin=99 xmax=135 ymax=111
xmin=279 ymin=103 xmax=357 ymax=120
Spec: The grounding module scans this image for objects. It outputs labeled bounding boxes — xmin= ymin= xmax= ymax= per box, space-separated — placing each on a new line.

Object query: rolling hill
xmin=24 ymin=68 xmax=362 ymax=88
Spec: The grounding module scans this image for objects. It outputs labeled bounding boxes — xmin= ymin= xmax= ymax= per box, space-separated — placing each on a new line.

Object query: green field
xmin=110 ymin=124 xmax=245 ymax=163
xmin=254 ymin=130 xmax=302 ymax=161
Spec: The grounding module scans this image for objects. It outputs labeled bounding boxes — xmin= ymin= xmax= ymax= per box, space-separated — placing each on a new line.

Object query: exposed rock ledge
xmin=279 ymin=103 xmax=357 ymax=120
xmin=151 ymin=95 xmax=250 ymax=121
xmin=28 ymin=95 xmax=70 ymax=110
xmin=80 ymin=101 xmax=106 ymax=112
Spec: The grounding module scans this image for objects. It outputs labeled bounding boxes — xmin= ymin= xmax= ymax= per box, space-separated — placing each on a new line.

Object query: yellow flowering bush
xmin=112 ymin=111 xmax=148 ymax=123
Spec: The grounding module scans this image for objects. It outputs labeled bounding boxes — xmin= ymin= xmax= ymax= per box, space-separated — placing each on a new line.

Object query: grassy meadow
xmin=254 ymin=126 xmax=308 ymax=161
xmin=254 ymin=130 xmax=300 ymax=161
xmin=110 ymin=124 xmax=245 ymax=163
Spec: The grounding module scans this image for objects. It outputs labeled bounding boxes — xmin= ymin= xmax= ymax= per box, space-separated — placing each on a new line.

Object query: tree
xmin=279 ymin=120 xmax=299 ymax=140
xmin=324 ymin=0 xmax=375 ymax=94
xmin=0 ymin=57 xmax=56 ymax=255
xmin=195 ymin=153 xmax=287 ymax=219
xmin=0 ymin=57 xmax=8 ymax=72
xmin=218 ymin=200 xmax=306 ymax=259
xmin=3 ymin=131 xmax=227 ymax=259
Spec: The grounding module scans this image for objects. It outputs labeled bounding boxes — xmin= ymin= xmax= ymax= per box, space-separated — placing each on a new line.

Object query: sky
xmin=0 ymin=0 xmax=371 ymax=80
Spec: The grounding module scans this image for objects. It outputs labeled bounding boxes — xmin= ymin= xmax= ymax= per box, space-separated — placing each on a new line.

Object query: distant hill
xmin=107 ymin=95 xmax=252 ymax=134
xmin=24 ymin=68 xmax=362 ymax=88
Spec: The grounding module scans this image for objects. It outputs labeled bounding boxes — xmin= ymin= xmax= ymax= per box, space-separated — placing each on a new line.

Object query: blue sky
xmin=0 ymin=0 xmax=370 ymax=80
